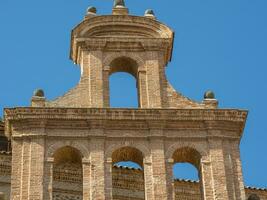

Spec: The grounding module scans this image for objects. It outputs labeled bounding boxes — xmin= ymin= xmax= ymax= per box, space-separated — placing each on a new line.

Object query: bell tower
xmin=5 ymin=1 xmax=248 ymax=200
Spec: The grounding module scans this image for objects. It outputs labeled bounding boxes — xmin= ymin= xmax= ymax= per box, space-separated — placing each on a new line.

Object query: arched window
xmin=112 ymin=147 xmax=145 ymax=199
xmin=108 ymin=57 xmax=140 ymax=108
xmin=109 ymin=72 xmax=138 ymax=108
xmin=172 ymin=147 xmax=203 ymax=200
xmin=248 ymin=194 xmax=260 ymax=200
xmin=52 ymin=146 xmax=83 ymax=200
xmin=0 ymin=192 xmax=5 ymax=200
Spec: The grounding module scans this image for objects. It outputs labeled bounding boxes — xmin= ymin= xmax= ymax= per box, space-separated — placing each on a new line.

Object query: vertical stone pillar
xmin=166 ymin=158 xmax=175 ymax=200
xmin=208 ymin=138 xmax=230 ymax=200
xmin=145 ymin=51 xmax=162 ymax=108
xmin=90 ymin=137 xmax=106 ymax=200
xmin=103 ymin=67 xmax=110 ymax=107
xmin=43 ymin=158 xmax=54 ymax=200
xmin=231 ymin=140 xmax=246 ymax=200
xmin=28 ymin=137 xmax=45 ymax=199
xmin=82 ymin=159 xmax=91 ymax=200
xmin=79 ymin=50 xmax=91 ymax=107
xmin=200 ymin=156 xmax=215 ymax=200
xmin=138 ymin=70 xmax=148 ymax=108
xmin=143 ymin=158 xmax=154 ymax=200
xmin=20 ymin=138 xmax=31 ymax=200
xmin=165 ymin=158 xmax=175 ymax=200
xmin=88 ymin=51 xmax=104 ymax=107
xmin=10 ymin=139 xmax=23 ymax=200
xmin=149 ymin=137 xmax=168 ymax=200
xmin=105 ymin=158 xmax=113 ymax=200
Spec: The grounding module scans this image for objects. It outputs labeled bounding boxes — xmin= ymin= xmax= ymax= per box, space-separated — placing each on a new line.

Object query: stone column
xmin=138 ymin=70 xmax=148 ymax=108
xmin=105 ymin=158 xmax=113 ymax=200
xmin=208 ymin=138 xmax=230 ymax=200
xmin=10 ymin=139 xmax=23 ymax=200
xmin=28 ymin=137 xmax=45 ymax=199
xmin=88 ymin=51 xmax=104 ymax=107
xmin=145 ymin=51 xmax=163 ymax=108
xmin=90 ymin=137 xmax=106 ymax=200
xmin=103 ymin=66 xmax=110 ymax=107
xmin=43 ymin=158 xmax=54 ymax=200
xmin=200 ymin=156 xmax=215 ymax=200
xmin=230 ymin=140 xmax=246 ymax=200
xmin=143 ymin=158 xmax=154 ymax=200
xmin=165 ymin=158 xmax=175 ymax=200
xmin=20 ymin=138 xmax=31 ymax=200
xmin=149 ymin=137 xmax=168 ymax=200
xmin=82 ymin=159 xmax=91 ymax=200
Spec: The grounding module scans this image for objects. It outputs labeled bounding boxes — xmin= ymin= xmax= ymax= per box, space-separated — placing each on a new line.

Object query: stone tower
xmin=4 ymin=1 xmax=248 ymax=200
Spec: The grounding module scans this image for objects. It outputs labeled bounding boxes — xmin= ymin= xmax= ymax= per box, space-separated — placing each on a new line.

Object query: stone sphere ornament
xmin=114 ymin=0 xmax=125 ymax=7
xmin=33 ymin=89 xmax=45 ymax=97
xmin=204 ymin=90 xmax=215 ymax=99
xmin=87 ymin=6 xmax=97 ymax=14
xmin=145 ymin=9 xmax=155 ymax=16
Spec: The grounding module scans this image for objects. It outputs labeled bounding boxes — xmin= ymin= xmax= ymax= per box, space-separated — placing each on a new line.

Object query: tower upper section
xmin=40 ymin=2 xmax=217 ymax=109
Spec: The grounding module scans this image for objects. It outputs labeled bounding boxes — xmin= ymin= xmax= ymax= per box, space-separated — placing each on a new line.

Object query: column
xmin=149 ymin=138 xmax=168 ymax=200
xmin=208 ymin=138 xmax=230 ymax=200
xmin=231 ymin=140 xmax=246 ymax=200
xmin=200 ymin=156 xmax=215 ymax=200
xmin=145 ymin=51 xmax=162 ymax=108
xmin=165 ymin=159 xmax=175 ymax=200
xmin=28 ymin=137 xmax=45 ymax=199
xmin=138 ymin=70 xmax=148 ymax=108
xmin=82 ymin=159 xmax=91 ymax=200
xmin=88 ymin=51 xmax=104 ymax=107
xmin=105 ymin=158 xmax=113 ymax=200
xmin=90 ymin=138 xmax=106 ymax=200
xmin=143 ymin=158 xmax=154 ymax=200
xmin=43 ymin=158 xmax=54 ymax=200
xmin=10 ymin=139 xmax=23 ymax=200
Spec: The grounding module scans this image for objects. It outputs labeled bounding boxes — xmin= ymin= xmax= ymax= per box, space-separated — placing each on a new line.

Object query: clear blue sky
xmin=0 ymin=0 xmax=266 ymax=188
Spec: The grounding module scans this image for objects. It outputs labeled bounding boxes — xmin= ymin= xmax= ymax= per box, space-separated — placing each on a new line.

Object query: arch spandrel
xmin=46 ymin=140 xmax=89 ymax=159
xmin=165 ymin=142 xmax=208 ymax=161
xmin=105 ymin=142 xmax=150 ymax=161
xmin=103 ymin=53 xmax=145 ymax=72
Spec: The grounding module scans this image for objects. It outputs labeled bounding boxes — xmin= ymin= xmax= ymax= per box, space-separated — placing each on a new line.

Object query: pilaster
xmin=149 ymin=137 xmax=168 ymax=200
xmin=208 ymin=138 xmax=230 ymax=200
xmin=90 ymin=137 xmax=106 ymax=200
xmin=145 ymin=51 xmax=163 ymax=108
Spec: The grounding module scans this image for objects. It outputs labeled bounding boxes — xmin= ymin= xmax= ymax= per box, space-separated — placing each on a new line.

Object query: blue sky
xmin=0 ymin=0 xmax=266 ymax=188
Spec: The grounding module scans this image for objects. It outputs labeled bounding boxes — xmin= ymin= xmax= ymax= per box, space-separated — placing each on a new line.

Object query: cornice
xmin=4 ymin=107 xmax=247 ymax=121
xmin=4 ymin=108 xmax=248 ymax=139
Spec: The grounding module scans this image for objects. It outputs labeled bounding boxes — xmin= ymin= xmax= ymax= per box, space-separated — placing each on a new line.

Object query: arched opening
xmin=248 ymin=194 xmax=260 ymax=200
xmin=0 ymin=192 xmax=5 ymax=200
xmin=112 ymin=147 xmax=145 ymax=200
xmin=109 ymin=57 xmax=140 ymax=108
xmin=52 ymin=146 xmax=83 ymax=200
xmin=172 ymin=147 xmax=203 ymax=200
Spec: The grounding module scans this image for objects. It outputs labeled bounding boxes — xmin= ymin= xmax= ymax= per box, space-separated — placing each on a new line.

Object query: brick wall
xmin=0 ymin=153 xmax=266 ymax=200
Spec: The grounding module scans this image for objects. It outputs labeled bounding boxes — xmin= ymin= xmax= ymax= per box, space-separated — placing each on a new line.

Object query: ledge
xmin=4 ymin=107 xmax=247 ymax=121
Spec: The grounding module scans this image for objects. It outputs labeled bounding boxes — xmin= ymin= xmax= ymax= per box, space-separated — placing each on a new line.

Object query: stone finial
xmin=33 ymin=89 xmax=45 ymax=97
xmin=114 ymin=0 xmax=125 ymax=8
xmin=87 ymin=6 xmax=97 ymax=14
xmin=248 ymin=194 xmax=260 ymax=200
xmin=203 ymin=90 xmax=218 ymax=108
xmin=32 ymin=89 xmax=46 ymax=107
xmin=204 ymin=90 xmax=215 ymax=99
xmin=144 ymin=9 xmax=156 ymax=19
xmin=85 ymin=6 xmax=97 ymax=19
xmin=112 ymin=0 xmax=128 ymax=15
